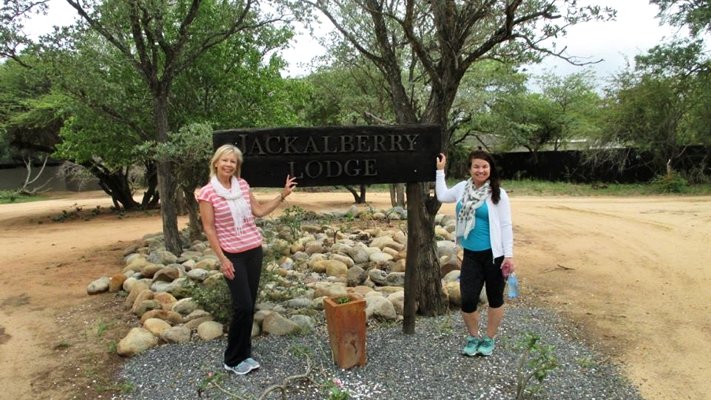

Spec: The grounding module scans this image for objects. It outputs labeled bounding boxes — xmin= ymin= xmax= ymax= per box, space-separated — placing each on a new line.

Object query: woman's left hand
xmin=281 ymin=174 xmax=298 ymax=200
xmin=501 ymin=257 xmax=515 ymax=277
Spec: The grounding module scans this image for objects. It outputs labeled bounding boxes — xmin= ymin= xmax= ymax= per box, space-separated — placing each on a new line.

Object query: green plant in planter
xmin=335 ymin=296 xmax=352 ymax=304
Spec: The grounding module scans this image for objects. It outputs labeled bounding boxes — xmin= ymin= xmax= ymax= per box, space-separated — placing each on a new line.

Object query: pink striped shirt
xmin=197 ymin=178 xmax=262 ymax=253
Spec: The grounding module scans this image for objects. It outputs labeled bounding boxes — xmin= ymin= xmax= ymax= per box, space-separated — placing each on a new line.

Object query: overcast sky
xmin=524 ymin=0 xmax=683 ymax=82
xmin=31 ymin=0 xmax=683 ymax=83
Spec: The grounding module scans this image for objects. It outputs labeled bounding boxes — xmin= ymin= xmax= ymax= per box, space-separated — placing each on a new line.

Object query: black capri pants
xmin=460 ymin=248 xmax=505 ymax=313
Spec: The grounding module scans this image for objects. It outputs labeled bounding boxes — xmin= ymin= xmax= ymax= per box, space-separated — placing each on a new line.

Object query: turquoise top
xmin=456 ymin=201 xmax=491 ymax=251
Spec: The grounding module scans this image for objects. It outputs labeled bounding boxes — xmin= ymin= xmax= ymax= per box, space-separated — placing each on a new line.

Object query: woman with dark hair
xmin=435 ymin=150 xmax=515 ymax=356
xmin=198 ymin=144 xmax=297 ymax=375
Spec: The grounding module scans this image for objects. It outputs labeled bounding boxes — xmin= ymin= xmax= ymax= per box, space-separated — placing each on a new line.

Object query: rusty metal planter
xmin=323 ymin=295 xmax=367 ymax=369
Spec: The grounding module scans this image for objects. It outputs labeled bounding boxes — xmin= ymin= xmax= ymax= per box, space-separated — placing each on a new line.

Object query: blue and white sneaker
xmin=224 ymin=360 xmax=253 ymax=375
xmin=245 ymin=357 xmax=260 ymax=370
xmin=478 ymin=336 xmax=496 ymax=356
xmin=462 ymin=335 xmax=480 ymax=356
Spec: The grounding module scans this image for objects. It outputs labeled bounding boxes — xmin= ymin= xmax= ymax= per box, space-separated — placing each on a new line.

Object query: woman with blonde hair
xmin=198 ymin=144 xmax=297 ymax=375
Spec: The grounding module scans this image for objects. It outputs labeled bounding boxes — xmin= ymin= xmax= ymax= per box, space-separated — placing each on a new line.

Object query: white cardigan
xmin=435 ymin=170 xmax=514 ymax=259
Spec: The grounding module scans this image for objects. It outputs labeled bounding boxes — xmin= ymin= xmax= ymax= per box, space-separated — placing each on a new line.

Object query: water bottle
xmin=507 ymin=273 xmax=519 ymax=299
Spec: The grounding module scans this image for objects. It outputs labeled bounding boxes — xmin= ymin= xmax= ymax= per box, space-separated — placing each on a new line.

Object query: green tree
xmin=537 ymin=71 xmax=603 ymax=146
xmin=577 ymin=1 xmax=711 ymax=182
xmin=137 ymin=123 xmax=213 ymax=241
xmin=603 ymin=74 xmax=687 ymax=174
xmin=435 ymin=61 xmax=527 ymax=178
xmin=57 ymin=0 xmax=275 ymax=252
xmin=304 ymin=58 xmax=393 ymax=127
xmin=57 ymin=0 xmax=299 ymax=253
xmin=0 ymin=0 xmax=47 ymax=68
xmin=489 ymin=90 xmax=563 ymax=158
xmin=45 ymin=21 xmax=301 ymax=210
xmin=484 ymin=70 xmax=602 ymax=162
xmin=301 ymin=53 xmax=395 ymax=202
xmin=598 ymin=43 xmax=710 ymax=180
xmin=40 ymin=29 xmax=160 ymax=209
xmin=305 ymin=0 xmax=613 ymax=331
xmin=56 ymin=111 xmax=158 ymax=209
xmin=0 ymin=56 xmax=62 ymax=158
xmin=0 ymin=53 xmax=71 ymax=194
xmin=651 ymin=0 xmax=711 ymax=36
xmin=170 ymin=29 xmax=307 ymax=131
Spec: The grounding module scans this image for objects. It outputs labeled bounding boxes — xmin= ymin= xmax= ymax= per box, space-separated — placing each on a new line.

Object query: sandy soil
xmin=0 ymin=190 xmax=709 ymax=400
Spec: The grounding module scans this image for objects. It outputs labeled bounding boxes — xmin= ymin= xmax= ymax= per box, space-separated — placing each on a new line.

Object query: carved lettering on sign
xmin=231 ymin=134 xmax=421 ymax=155
xmin=213 ymin=125 xmax=441 ymax=187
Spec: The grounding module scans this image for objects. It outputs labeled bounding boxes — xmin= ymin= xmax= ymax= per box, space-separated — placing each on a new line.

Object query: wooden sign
xmin=212 ymin=125 xmax=441 ymax=187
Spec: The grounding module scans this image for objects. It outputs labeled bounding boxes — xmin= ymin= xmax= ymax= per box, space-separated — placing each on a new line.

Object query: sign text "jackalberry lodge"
xmin=213 ymin=125 xmax=441 ymax=187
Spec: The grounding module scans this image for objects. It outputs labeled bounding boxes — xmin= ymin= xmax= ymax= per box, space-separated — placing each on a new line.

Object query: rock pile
xmin=87 ymin=207 xmax=482 ymax=357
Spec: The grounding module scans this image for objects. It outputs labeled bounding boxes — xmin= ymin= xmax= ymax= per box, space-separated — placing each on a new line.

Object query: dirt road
xmin=0 ymin=191 xmax=709 ymax=399
xmin=513 ymin=196 xmax=711 ymax=400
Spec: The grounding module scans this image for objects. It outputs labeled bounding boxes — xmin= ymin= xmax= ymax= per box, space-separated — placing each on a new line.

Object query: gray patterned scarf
xmin=455 ymin=179 xmax=491 ymax=243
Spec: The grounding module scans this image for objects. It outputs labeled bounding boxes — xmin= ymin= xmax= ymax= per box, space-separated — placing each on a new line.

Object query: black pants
xmin=223 ymin=246 xmax=263 ymax=367
xmin=460 ymin=248 xmax=505 ymax=313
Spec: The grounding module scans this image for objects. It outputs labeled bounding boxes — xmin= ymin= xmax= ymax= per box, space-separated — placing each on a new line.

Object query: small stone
xmin=86 ymin=277 xmax=110 ymax=295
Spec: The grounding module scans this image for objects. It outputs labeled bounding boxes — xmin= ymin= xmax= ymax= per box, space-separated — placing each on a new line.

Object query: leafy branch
xmin=515 ymin=332 xmax=559 ymax=399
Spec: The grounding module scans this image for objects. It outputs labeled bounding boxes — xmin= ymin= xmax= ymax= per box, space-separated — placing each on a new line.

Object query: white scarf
xmin=210 ymin=176 xmax=252 ymax=232
xmin=456 ymin=180 xmax=491 ymax=243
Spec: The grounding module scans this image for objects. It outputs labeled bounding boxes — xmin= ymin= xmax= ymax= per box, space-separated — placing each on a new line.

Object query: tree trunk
xmin=85 ymin=162 xmax=141 ymax=210
xmin=141 ymin=161 xmax=160 ymax=208
xmin=175 ymin=188 xmax=186 ymax=216
xmin=403 ymin=182 xmax=447 ymax=334
xmin=157 ymin=160 xmax=181 ymax=253
xmin=396 ymin=184 xmax=406 ymax=206
xmin=183 ymin=185 xmax=203 ymax=242
xmin=344 ymin=185 xmax=366 ymax=204
xmin=389 ymin=183 xmax=406 ymax=207
xmin=154 ymin=94 xmax=182 ymax=254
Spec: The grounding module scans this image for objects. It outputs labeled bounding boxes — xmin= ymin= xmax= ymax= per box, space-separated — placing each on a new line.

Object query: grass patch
xmin=0 ymin=190 xmax=47 ymax=204
xmin=353 ymin=180 xmax=710 ymax=197
xmin=95 ymin=319 xmax=114 ymax=337
xmin=502 ymin=179 xmax=711 ymax=196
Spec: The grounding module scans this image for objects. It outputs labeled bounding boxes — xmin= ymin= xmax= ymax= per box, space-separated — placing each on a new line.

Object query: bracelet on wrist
xmin=279 ymin=193 xmax=286 ymax=201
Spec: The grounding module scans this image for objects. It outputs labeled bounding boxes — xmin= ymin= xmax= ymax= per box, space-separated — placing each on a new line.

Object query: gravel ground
xmin=114 ymin=304 xmax=642 ymax=400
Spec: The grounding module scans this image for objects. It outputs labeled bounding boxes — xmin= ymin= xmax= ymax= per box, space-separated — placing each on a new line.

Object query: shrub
xmin=0 ymin=190 xmax=18 ymax=203
xmin=652 ymin=172 xmax=688 ymax=193
xmin=189 ymin=280 xmax=232 ymax=324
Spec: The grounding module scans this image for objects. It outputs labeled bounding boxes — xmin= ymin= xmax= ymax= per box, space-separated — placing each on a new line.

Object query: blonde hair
xmin=209 ymin=144 xmax=243 ymax=178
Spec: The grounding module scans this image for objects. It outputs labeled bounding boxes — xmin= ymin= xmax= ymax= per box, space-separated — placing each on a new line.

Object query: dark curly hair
xmin=468 ymin=150 xmax=501 ymax=204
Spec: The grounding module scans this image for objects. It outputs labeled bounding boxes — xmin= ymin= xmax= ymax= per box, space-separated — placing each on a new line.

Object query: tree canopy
xmin=47 ymin=0 xmax=302 ymax=253
xmin=652 ymin=0 xmax=711 ymax=35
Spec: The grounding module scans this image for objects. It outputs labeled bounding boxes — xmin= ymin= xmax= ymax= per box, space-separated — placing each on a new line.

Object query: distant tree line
xmin=489 ymin=146 xmax=711 ymax=183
